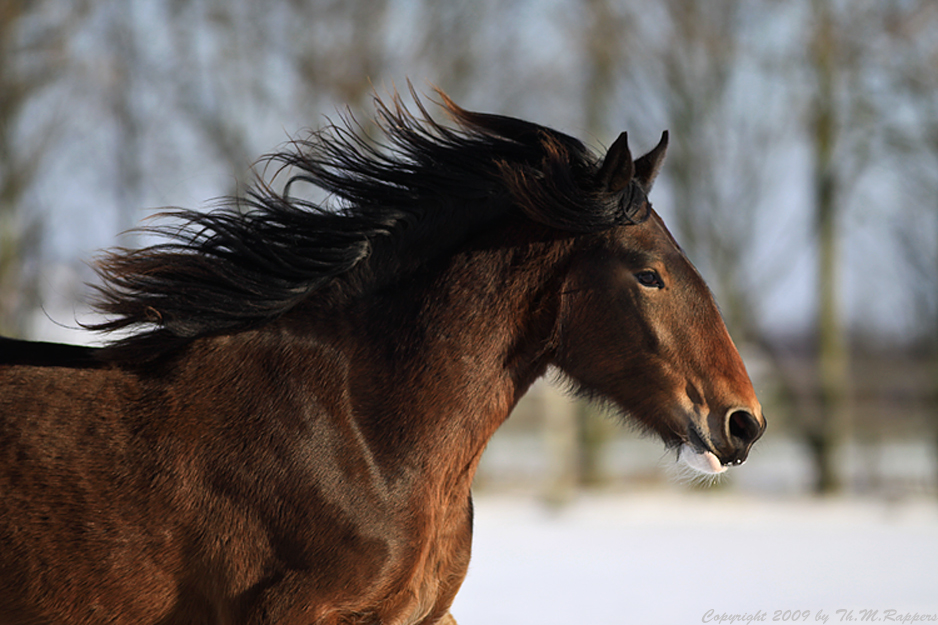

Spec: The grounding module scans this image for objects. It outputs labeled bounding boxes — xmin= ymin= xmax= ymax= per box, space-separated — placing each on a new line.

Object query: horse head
xmin=555 ymin=132 xmax=765 ymax=474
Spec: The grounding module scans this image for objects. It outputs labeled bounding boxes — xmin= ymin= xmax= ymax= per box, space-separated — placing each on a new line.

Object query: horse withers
xmin=0 ymin=93 xmax=764 ymax=624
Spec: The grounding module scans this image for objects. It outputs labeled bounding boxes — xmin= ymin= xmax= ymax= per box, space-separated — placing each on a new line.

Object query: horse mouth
xmin=679 ymin=427 xmax=729 ymax=475
xmin=678 ymin=444 xmax=727 ymax=475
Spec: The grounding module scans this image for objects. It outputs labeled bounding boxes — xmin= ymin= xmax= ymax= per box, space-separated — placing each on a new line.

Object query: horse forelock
xmin=87 ymin=91 xmax=621 ymax=362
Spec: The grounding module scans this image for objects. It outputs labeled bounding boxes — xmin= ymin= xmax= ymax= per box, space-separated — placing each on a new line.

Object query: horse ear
xmin=597 ymin=131 xmax=634 ymax=194
xmin=633 ymin=130 xmax=669 ymax=191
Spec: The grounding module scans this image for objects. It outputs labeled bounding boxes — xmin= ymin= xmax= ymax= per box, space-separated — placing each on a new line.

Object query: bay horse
xmin=0 ymin=92 xmax=764 ymax=625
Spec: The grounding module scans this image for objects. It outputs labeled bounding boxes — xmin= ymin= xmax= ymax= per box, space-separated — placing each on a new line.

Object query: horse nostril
xmin=728 ymin=410 xmax=762 ymax=445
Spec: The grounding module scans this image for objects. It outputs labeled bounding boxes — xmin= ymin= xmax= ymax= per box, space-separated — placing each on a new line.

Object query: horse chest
xmin=371 ymin=492 xmax=474 ymax=625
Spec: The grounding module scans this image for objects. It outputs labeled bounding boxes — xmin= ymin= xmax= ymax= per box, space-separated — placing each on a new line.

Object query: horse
xmin=0 ymin=91 xmax=765 ymax=625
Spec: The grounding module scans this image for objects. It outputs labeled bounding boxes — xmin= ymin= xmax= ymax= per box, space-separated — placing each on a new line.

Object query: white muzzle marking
xmin=678 ymin=443 xmax=727 ymax=475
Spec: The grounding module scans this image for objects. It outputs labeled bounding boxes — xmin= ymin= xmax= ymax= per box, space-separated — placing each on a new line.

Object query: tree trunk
xmin=809 ymin=0 xmax=851 ymax=494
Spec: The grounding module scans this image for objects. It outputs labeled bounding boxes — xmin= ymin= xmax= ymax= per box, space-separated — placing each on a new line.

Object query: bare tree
xmin=797 ymin=0 xmax=886 ymax=492
xmin=880 ymin=0 xmax=938 ymax=494
xmin=0 ymin=0 xmax=88 ymax=335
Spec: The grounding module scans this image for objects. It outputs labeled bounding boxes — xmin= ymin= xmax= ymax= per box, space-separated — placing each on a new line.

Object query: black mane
xmin=89 ymin=91 xmax=645 ymax=361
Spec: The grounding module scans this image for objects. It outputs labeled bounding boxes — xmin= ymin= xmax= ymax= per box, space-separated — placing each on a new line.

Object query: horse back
xmin=0 ymin=336 xmax=105 ymax=368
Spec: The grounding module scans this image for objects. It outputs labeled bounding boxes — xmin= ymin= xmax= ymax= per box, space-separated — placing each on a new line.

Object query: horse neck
xmin=310 ymin=227 xmax=575 ymax=482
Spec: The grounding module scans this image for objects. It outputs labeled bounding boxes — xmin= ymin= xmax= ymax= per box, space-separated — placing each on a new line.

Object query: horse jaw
xmin=678 ymin=444 xmax=728 ymax=475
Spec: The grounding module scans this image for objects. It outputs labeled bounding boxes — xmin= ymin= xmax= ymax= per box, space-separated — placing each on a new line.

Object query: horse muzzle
xmin=680 ymin=408 xmax=765 ymax=475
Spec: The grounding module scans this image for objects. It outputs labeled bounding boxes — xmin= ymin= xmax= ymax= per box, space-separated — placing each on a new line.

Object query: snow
xmin=451 ymin=491 xmax=938 ymax=624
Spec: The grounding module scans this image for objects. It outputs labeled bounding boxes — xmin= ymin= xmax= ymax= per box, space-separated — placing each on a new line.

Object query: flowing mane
xmin=89 ymin=92 xmax=649 ymax=361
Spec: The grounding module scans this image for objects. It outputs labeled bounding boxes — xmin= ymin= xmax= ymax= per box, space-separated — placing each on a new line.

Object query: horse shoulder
xmin=218 ymin=327 xmax=476 ymax=624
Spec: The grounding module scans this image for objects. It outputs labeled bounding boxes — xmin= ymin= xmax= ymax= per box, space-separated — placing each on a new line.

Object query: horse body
xmin=0 ymin=93 xmax=764 ymax=624
xmin=1 ymin=221 xmax=570 ymax=624
xmin=2 ymin=331 xmax=473 ymax=623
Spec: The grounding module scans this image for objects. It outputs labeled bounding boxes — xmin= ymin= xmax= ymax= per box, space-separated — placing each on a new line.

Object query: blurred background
xmin=2 ymin=0 xmax=937 ymax=619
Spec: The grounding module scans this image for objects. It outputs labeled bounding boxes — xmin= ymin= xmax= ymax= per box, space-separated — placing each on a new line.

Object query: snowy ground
xmin=450 ymin=491 xmax=938 ymax=624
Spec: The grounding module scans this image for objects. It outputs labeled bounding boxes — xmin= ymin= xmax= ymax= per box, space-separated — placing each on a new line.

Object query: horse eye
xmin=635 ymin=270 xmax=664 ymax=289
